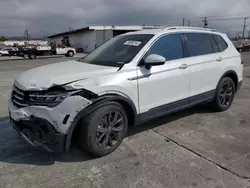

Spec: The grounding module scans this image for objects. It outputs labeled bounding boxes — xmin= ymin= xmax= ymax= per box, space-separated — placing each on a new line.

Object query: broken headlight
xmin=28 ymin=90 xmax=78 ymax=107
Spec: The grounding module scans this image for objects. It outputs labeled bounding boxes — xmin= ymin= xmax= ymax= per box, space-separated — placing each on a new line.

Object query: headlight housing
xmin=27 ymin=88 xmax=98 ymax=107
xmin=28 ymin=90 xmax=79 ymax=107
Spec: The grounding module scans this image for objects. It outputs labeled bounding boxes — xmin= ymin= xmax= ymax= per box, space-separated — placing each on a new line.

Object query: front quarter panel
xmin=65 ymin=67 xmax=139 ymax=114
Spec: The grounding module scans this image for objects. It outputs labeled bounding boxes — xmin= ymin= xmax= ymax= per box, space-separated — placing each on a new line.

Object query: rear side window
xmin=185 ymin=33 xmax=213 ymax=57
xmin=210 ymin=35 xmax=220 ymax=53
xmin=146 ymin=34 xmax=183 ymax=61
xmin=213 ymin=35 xmax=228 ymax=52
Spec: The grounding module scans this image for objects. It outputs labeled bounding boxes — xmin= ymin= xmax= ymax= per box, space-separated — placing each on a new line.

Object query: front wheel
xmin=79 ymin=102 xmax=128 ymax=157
xmin=0 ymin=53 xmax=2 ymax=57
xmin=211 ymin=77 xmax=235 ymax=112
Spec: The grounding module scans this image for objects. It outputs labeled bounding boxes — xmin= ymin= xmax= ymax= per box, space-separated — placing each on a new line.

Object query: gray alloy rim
xmin=219 ymin=80 xmax=233 ymax=107
xmin=96 ymin=111 xmax=124 ymax=149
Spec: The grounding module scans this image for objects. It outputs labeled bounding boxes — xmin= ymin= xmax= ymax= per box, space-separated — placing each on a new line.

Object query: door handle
xmin=216 ymin=57 xmax=223 ymax=62
xmin=179 ymin=64 xmax=189 ymax=69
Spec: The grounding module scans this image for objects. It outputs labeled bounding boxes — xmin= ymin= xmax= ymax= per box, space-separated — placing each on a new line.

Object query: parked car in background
xmin=9 ymin=27 xmax=243 ymax=157
xmin=233 ymin=40 xmax=250 ymax=52
xmin=7 ymin=45 xmax=76 ymax=59
xmin=0 ymin=47 xmax=18 ymax=56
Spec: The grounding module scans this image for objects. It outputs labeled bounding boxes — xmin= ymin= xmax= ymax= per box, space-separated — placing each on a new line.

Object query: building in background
xmin=47 ymin=25 xmax=161 ymax=53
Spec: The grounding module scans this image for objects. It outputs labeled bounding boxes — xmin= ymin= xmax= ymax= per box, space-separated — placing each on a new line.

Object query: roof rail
xmin=164 ymin=26 xmax=219 ymax=32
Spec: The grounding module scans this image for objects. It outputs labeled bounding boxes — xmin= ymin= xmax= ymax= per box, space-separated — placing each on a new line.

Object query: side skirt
xmin=138 ymin=90 xmax=215 ymax=124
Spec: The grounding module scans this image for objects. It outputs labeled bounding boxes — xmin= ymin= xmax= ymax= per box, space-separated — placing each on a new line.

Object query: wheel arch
xmin=219 ymin=70 xmax=239 ymax=90
xmin=65 ymin=93 xmax=138 ymax=151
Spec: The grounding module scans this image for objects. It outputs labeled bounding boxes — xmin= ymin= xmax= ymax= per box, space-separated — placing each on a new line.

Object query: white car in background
xmin=0 ymin=47 xmax=18 ymax=56
xmin=8 ymin=27 xmax=243 ymax=157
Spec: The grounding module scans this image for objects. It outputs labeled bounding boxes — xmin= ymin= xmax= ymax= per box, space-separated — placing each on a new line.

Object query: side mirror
xmin=144 ymin=54 xmax=166 ymax=68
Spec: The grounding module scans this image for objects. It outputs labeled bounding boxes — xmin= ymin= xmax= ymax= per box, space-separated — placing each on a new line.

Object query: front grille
xmin=11 ymin=86 xmax=29 ymax=108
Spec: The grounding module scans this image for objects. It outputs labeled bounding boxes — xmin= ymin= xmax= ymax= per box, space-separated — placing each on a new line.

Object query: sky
xmin=0 ymin=0 xmax=250 ymax=38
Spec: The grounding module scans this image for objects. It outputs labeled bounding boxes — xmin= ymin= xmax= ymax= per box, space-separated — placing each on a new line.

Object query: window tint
xmin=185 ymin=33 xmax=214 ymax=57
xmin=210 ymin=35 xmax=220 ymax=53
xmin=146 ymin=34 xmax=183 ymax=61
xmin=213 ymin=35 xmax=228 ymax=51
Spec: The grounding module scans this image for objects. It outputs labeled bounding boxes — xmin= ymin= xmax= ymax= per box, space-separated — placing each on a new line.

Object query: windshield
xmin=78 ymin=34 xmax=153 ymax=67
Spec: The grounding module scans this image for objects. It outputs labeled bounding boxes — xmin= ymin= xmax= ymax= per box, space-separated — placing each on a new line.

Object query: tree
xmin=0 ymin=36 xmax=8 ymax=41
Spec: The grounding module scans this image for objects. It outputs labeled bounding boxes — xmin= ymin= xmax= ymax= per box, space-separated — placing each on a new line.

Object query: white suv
xmin=8 ymin=27 xmax=243 ymax=156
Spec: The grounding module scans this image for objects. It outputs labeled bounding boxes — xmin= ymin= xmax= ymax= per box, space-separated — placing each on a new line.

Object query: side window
xmin=213 ymin=35 xmax=228 ymax=52
xmin=185 ymin=33 xmax=213 ymax=57
xmin=210 ymin=35 xmax=220 ymax=53
xmin=146 ymin=34 xmax=183 ymax=61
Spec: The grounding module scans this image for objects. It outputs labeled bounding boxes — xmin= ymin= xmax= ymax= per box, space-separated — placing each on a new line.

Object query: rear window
xmin=213 ymin=35 xmax=228 ymax=52
xmin=185 ymin=33 xmax=213 ymax=57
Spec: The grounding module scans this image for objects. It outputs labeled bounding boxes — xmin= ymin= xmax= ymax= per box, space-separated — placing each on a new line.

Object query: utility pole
xmin=227 ymin=29 xmax=230 ymax=38
xmin=188 ymin=20 xmax=190 ymax=27
xmin=242 ymin=17 xmax=248 ymax=38
xmin=202 ymin=17 xmax=208 ymax=28
xmin=24 ymin=30 xmax=29 ymax=44
xmin=182 ymin=18 xmax=185 ymax=26
xmin=248 ymin=30 xmax=250 ymax=39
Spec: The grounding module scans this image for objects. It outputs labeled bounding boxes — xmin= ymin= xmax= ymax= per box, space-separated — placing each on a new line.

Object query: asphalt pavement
xmin=0 ymin=53 xmax=250 ymax=188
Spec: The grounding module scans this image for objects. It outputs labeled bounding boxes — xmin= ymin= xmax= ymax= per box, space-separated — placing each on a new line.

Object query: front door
xmin=137 ymin=33 xmax=191 ymax=121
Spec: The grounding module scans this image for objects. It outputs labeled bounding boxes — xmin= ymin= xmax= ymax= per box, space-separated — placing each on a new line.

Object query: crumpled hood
xmin=15 ymin=60 xmax=118 ymax=90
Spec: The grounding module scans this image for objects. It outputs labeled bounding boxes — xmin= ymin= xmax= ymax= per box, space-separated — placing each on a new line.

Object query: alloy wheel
xmin=96 ymin=111 xmax=124 ymax=149
xmin=219 ymin=80 xmax=233 ymax=107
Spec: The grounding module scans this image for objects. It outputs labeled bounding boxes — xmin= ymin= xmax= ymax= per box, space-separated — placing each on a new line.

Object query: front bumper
xmin=8 ymin=95 xmax=92 ymax=152
xmin=10 ymin=117 xmax=66 ymax=152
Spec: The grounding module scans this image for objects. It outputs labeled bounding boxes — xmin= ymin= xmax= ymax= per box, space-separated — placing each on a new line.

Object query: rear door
xmin=184 ymin=33 xmax=222 ymax=101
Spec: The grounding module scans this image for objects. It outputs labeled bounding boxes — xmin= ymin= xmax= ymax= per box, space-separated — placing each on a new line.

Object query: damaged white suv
xmin=9 ymin=27 xmax=243 ymax=156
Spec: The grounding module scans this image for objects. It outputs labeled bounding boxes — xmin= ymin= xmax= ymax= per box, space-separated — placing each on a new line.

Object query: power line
xmin=208 ymin=16 xmax=250 ymax=21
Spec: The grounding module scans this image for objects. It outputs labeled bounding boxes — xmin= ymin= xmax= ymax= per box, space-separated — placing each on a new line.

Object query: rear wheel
xmin=28 ymin=53 xmax=36 ymax=59
xmin=79 ymin=102 xmax=128 ymax=157
xmin=0 ymin=53 xmax=2 ymax=57
xmin=67 ymin=51 xmax=74 ymax=57
xmin=211 ymin=77 xmax=235 ymax=112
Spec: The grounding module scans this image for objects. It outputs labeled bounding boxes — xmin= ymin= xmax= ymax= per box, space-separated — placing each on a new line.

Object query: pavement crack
xmin=152 ymin=129 xmax=250 ymax=180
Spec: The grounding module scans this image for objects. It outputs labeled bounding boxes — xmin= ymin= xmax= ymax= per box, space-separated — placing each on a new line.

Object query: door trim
xmin=139 ymin=89 xmax=215 ymax=123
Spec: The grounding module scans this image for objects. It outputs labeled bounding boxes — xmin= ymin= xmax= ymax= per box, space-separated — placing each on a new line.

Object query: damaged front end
xmin=8 ymin=84 xmax=98 ymax=152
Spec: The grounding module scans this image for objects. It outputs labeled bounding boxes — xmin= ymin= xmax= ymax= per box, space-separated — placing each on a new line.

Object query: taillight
xmin=241 ymin=55 xmax=243 ymax=64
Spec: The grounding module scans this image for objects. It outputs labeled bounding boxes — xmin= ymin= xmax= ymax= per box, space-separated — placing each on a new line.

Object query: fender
xmin=218 ymin=70 xmax=239 ymax=90
xmin=64 ymin=94 xmax=138 ymax=151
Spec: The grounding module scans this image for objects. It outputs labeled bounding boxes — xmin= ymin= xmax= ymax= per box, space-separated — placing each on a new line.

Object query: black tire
xmin=23 ymin=54 xmax=28 ymax=59
xmin=79 ymin=101 xmax=128 ymax=157
xmin=67 ymin=51 xmax=74 ymax=57
xmin=28 ymin=53 xmax=36 ymax=59
xmin=211 ymin=77 xmax=235 ymax=112
xmin=0 ymin=53 xmax=2 ymax=57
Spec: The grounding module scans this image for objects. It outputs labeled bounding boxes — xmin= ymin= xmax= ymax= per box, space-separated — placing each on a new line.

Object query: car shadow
xmin=0 ymin=104 xmax=213 ymax=166
xmin=127 ymin=104 xmax=214 ymax=137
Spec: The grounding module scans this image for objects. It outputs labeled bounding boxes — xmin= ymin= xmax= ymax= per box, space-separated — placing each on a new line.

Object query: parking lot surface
xmin=0 ymin=53 xmax=250 ymax=188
